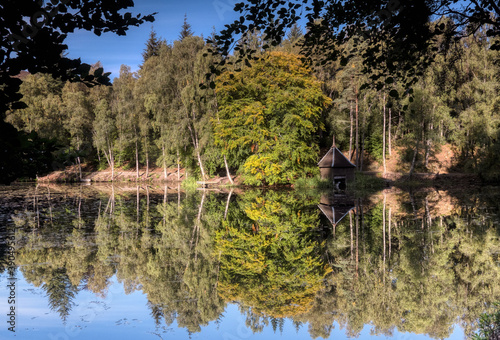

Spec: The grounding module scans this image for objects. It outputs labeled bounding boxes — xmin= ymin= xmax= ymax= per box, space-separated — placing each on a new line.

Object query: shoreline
xmin=30 ymin=167 xmax=489 ymax=189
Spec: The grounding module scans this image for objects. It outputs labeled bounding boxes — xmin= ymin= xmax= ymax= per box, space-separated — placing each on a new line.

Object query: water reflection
xmin=1 ymin=184 xmax=500 ymax=339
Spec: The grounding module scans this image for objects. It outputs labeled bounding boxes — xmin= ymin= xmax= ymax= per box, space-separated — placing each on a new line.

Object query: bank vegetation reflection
xmin=7 ymin=185 xmax=500 ymax=338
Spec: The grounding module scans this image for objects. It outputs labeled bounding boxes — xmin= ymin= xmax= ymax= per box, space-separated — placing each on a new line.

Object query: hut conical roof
xmin=318 ymin=147 xmax=356 ymax=168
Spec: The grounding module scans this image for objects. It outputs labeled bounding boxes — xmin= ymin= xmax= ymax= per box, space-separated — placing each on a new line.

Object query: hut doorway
xmin=334 ymin=176 xmax=347 ymax=191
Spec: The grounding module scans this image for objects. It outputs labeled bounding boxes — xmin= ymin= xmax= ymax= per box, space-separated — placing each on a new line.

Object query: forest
xmin=4 ymin=18 xmax=500 ymax=185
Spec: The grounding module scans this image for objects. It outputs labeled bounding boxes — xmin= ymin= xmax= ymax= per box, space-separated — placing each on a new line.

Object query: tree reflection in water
xmin=3 ymin=184 xmax=500 ymax=338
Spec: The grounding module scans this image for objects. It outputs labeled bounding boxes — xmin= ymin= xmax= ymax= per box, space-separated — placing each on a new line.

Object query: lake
xmin=1 ymin=183 xmax=499 ymax=340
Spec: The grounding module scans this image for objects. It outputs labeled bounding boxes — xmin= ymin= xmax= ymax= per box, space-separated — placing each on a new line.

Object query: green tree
xmin=6 ymin=73 xmax=65 ymax=142
xmin=61 ymin=81 xmax=93 ymax=180
xmin=170 ymin=35 xmax=211 ymax=179
xmin=112 ymin=65 xmax=140 ymax=176
xmin=92 ymin=92 xmax=116 ymax=180
xmin=450 ymin=30 xmax=500 ymax=175
xmin=137 ymin=44 xmax=177 ymax=180
xmin=42 ymin=268 xmax=79 ymax=322
xmin=214 ymin=51 xmax=331 ymax=185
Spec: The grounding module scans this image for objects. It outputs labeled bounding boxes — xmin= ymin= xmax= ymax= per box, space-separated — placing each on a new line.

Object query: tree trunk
xmin=409 ymin=135 xmax=420 ymax=178
xmin=350 ymin=212 xmax=353 ymax=260
xmin=109 ymin=146 xmax=114 ymax=181
xmin=355 ymin=93 xmax=359 ymax=168
xmin=224 ymin=155 xmax=233 ymax=184
xmin=102 ymin=143 xmax=113 ymax=181
xmin=356 ymin=207 xmax=359 ymax=276
xmin=76 ymin=156 xmax=82 ymax=181
xmin=196 ymin=149 xmax=206 ymax=181
xmin=163 ymin=184 xmax=168 ymax=205
xmin=224 ymin=189 xmax=233 ymax=219
xmin=162 ymin=143 xmax=167 ymax=181
xmin=135 ymin=138 xmax=139 ymax=181
xmin=388 ymin=108 xmax=392 ymax=156
xmin=382 ymin=94 xmax=387 ymax=174
xmin=388 ymin=206 xmax=391 ymax=258
xmin=102 ymin=147 xmax=110 ymax=170
xmin=145 ymin=142 xmax=149 ymax=180
xmin=177 ymin=150 xmax=180 ymax=182
xmin=349 ymin=102 xmax=354 ymax=159
xmin=136 ymin=185 xmax=140 ymax=223
xmin=383 ymin=192 xmax=386 ymax=265
xmin=425 ymin=139 xmax=431 ymax=170
xmin=187 ymin=123 xmax=206 ymax=180
xmin=360 ymin=131 xmax=365 ymax=171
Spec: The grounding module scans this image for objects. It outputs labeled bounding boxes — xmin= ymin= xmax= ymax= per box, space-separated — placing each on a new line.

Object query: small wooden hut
xmin=318 ymin=146 xmax=356 ymax=189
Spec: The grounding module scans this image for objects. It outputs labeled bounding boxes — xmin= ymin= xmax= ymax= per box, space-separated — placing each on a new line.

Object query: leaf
xmin=389 ymin=89 xmax=399 ymax=99
xmin=93 ymin=67 xmax=104 ymax=77
xmin=77 ymin=63 xmax=91 ymax=76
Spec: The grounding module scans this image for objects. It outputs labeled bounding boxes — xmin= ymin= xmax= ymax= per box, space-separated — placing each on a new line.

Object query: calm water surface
xmin=0 ymin=183 xmax=499 ymax=340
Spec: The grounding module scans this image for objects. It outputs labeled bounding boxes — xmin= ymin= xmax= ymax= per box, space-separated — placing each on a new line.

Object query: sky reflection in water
xmin=0 ymin=272 xmax=466 ymax=339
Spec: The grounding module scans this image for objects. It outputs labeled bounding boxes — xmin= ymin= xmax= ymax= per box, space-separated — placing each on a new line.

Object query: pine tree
xmin=142 ymin=28 xmax=164 ymax=63
xmin=178 ymin=14 xmax=194 ymax=41
xmin=286 ymin=23 xmax=303 ymax=46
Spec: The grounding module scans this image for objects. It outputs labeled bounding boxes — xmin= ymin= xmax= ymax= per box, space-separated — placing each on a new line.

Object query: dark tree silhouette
xmin=142 ymin=28 xmax=166 ymax=63
xmin=1 ymin=0 xmax=155 ymax=113
xmin=179 ymin=14 xmax=194 ymax=41
xmin=208 ymin=0 xmax=499 ymax=91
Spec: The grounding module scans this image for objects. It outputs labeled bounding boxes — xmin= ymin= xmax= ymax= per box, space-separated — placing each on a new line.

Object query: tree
xmin=281 ymin=23 xmax=304 ymax=54
xmin=112 ymin=65 xmax=140 ymax=177
xmin=5 ymin=73 xmax=65 ymax=141
xmin=61 ymin=81 xmax=94 ymax=180
xmin=179 ymin=43 xmax=218 ymax=181
xmin=447 ymin=29 xmax=500 ymax=174
xmin=137 ymin=44 xmax=175 ymax=180
xmin=92 ymin=90 xmax=116 ymax=180
xmin=214 ymin=51 xmax=331 ymax=185
xmin=141 ymin=28 xmax=165 ymax=63
xmin=179 ymin=14 xmax=194 ymax=41
xmin=171 ymin=35 xmax=211 ymax=179
xmin=42 ymin=268 xmax=78 ymax=323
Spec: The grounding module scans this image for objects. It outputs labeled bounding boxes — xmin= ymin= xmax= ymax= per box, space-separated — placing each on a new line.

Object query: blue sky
xmin=64 ymin=0 xmax=241 ymax=80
